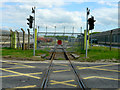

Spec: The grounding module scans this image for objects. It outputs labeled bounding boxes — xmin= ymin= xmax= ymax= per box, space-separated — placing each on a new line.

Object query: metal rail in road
xmin=63 ymin=48 xmax=86 ymax=89
xmin=40 ymin=46 xmax=86 ymax=90
xmin=40 ymin=47 xmax=56 ymax=89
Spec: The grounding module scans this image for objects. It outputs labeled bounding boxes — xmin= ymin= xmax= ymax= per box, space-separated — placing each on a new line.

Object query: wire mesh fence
xmin=1 ymin=30 xmax=29 ymax=48
xmin=37 ymin=32 xmax=84 ymax=52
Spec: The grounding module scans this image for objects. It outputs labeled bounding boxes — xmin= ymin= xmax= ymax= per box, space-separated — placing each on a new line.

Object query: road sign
xmin=57 ymin=40 xmax=62 ymax=45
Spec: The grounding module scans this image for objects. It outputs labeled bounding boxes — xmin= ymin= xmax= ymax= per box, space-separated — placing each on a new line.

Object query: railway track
xmin=40 ymin=46 xmax=86 ymax=90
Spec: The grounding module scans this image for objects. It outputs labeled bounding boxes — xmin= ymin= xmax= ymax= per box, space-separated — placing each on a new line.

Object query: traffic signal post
xmin=88 ymin=16 xmax=96 ymax=49
xmin=32 ymin=7 xmax=36 ymax=56
xmin=27 ymin=7 xmax=36 ymax=56
xmin=85 ymin=8 xmax=90 ymax=58
xmin=85 ymin=8 xmax=96 ymax=58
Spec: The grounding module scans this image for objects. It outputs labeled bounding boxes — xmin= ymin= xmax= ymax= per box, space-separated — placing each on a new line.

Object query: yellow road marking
xmin=92 ymin=64 xmax=119 ymax=68
xmin=77 ymin=64 xmax=118 ymax=69
xmin=83 ymin=76 xmax=120 ymax=81
xmin=22 ymin=62 xmax=48 ymax=64
xmin=53 ymin=69 xmax=70 ymax=73
xmin=0 ymin=68 xmax=40 ymax=79
xmin=77 ymin=64 xmax=119 ymax=72
xmin=54 ymin=63 xmax=68 ymax=66
xmin=3 ymin=67 xmax=34 ymax=70
xmin=50 ymin=80 xmax=77 ymax=87
xmin=2 ymin=61 xmax=36 ymax=68
xmin=90 ymin=67 xmax=120 ymax=72
xmin=15 ymin=85 xmax=36 ymax=88
xmin=28 ymin=72 xmax=42 ymax=75
xmin=0 ymin=72 xmax=42 ymax=78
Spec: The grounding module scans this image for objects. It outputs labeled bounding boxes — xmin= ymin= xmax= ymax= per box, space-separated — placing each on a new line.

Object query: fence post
xmin=10 ymin=30 xmax=13 ymax=48
xmin=21 ymin=28 xmax=25 ymax=50
xmin=84 ymin=30 xmax=89 ymax=50
xmin=13 ymin=32 xmax=17 ymax=49
xmin=16 ymin=30 xmax=20 ymax=49
xmin=81 ymin=36 xmax=83 ymax=50
xmin=27 ymin=29 xmax=30 ymax=49
xmin=110 ymin=30 xmax=113 ymax=51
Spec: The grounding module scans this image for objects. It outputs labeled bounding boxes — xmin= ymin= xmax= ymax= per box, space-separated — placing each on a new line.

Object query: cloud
xmin=92 ymin=7 xmax=118 ymax=32
xmin=0 ymin=1 xmax=119 ymax=33
xmin=93 ymin=7 xmax=117 ymax=25
xmin=1 ymin=2 xmax=84 ymax=33
xmin=1 ymin=0 xmax=65 ymax=8
xmin=36 ymin=8 xmax=84 ymax=33
xmin=97 ymin=0 xmax=118 ymax=7
xmin=37 ymin=8 xmax=83 ymax=23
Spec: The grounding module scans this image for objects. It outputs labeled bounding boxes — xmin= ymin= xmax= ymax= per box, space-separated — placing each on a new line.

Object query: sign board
xmin=57 ymin=40 xmax=62 ymax=45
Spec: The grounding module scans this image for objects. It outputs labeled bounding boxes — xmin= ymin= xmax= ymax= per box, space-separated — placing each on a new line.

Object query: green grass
xmin=70 ymin=46 xmax=119 ymax=62
xmin=2 ymin=47 xmax=50 ymax=60
xmin=57 ymin=58 xmax=65 ymax=60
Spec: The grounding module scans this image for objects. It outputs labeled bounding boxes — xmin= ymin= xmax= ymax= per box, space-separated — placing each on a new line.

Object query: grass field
xmin=1 ymin=46 xmax=119 ymax=62
xmin=2 ymin=47 xmax=50 ymax=61
xmin=72 ymin=46 xmax=119 ymax=62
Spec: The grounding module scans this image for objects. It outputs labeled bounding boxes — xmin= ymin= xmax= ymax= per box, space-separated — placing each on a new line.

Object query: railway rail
xmin=40 ymin=46 xmax=86 ymax=90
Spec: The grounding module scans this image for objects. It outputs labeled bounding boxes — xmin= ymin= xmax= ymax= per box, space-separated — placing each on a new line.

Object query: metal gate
xmin=37 ymin=30 xmax=84 ymax=52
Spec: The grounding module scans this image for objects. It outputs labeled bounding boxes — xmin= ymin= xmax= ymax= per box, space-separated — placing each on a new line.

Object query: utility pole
xmin=86 ymin=8 xmax=90 ymax=58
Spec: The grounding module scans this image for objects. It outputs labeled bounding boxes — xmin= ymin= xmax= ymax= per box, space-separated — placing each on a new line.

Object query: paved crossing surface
xmin=0 ymin=60 xmax=120 ymax=89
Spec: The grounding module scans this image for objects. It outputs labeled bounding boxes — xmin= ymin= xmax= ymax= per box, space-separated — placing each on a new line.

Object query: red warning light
xmin=57 ymin=40 xmax=62 ymax=45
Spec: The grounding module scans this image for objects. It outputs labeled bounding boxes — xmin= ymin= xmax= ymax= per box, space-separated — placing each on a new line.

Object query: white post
xmin=86 ymin=8 xmax=89 ymax=58
xmin=91 ymin=30 xmax=92 ymax=48
xmin=33 ymin=7 xmax=35 ymax=56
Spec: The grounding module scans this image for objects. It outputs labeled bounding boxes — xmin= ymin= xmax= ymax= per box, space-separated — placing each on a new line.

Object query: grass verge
xmin=70 ymin=46 xmax=119 ymax=62
xmin=2 ymin=47 xmax=50 ymax=61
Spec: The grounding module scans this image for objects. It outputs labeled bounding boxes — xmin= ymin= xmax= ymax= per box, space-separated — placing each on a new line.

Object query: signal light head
xmin=27 ymin=15 xmax=34 ymax=28
xmin=88 ymin=16 xmax=96 ymax=30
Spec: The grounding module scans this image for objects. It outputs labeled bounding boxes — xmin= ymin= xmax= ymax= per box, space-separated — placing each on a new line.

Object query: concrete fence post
xmin=27 ymin=29 xmax=30 ymax=49
xmin=84 ymin=30 xmax=89 ymax=50
xmin=16 ymin=30 xmax=20 ymax=49
xmin=10 ymin=30 xmax=13 ymax=48
xmin=13 ymin=32 xmax=17 ymax=49
xmin=21 ymin=28 xmax=25 ymax=50
xmin=110 ymin=30 xmax=113 ymax=51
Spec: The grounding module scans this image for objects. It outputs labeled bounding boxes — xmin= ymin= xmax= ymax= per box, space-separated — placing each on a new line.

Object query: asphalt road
xmin=0 ymin=59 xmax=119 ymax=89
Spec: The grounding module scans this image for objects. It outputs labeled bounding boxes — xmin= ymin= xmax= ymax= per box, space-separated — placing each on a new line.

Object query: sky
xmin=0 ymin=0 xmax=119 ymax=34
